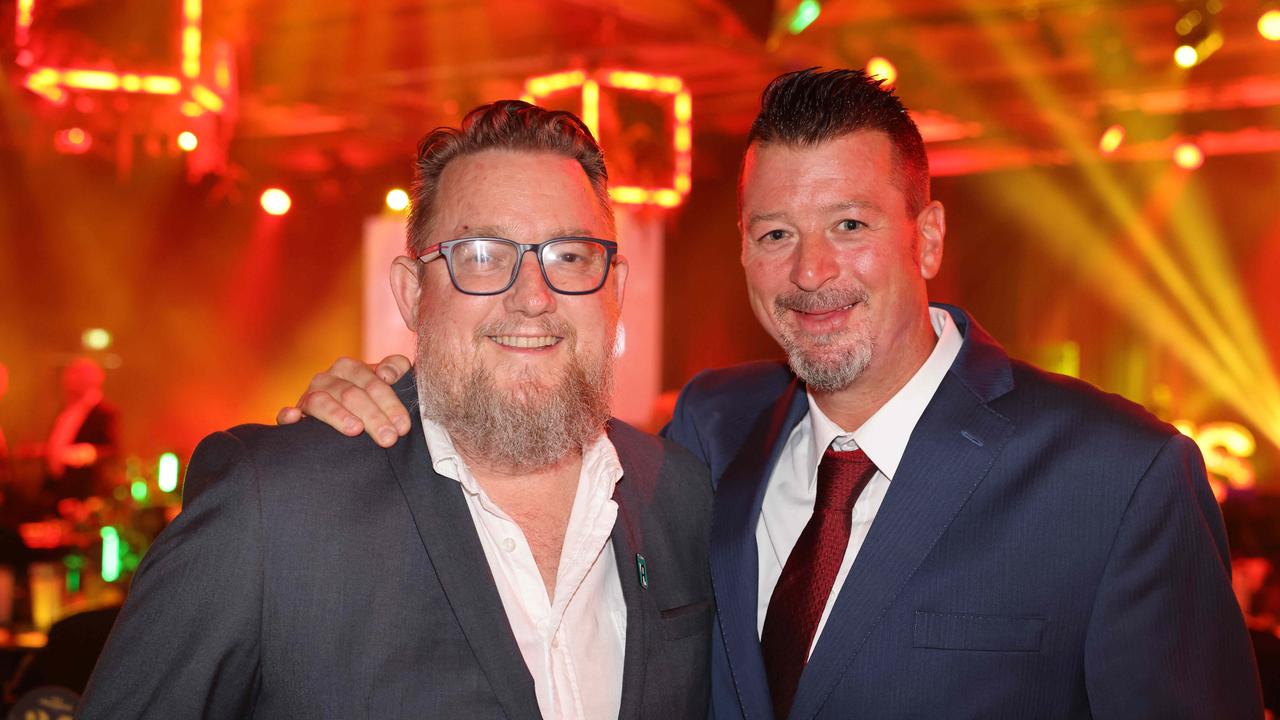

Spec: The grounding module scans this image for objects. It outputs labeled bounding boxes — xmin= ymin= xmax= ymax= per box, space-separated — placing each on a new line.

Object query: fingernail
xmin=379 ymin=430 xmax=397 ymax=446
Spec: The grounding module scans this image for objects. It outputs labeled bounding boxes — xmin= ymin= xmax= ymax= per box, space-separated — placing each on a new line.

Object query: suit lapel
xmin=789 ymin=307 xmax=1017 ymax=720
xmin=711 ymin=379 xmax=809 ymax=720
xmin=610 ymin=482 xmax=649 ymax=720
xmin=385 ymin=376 xmax=542 ymax=720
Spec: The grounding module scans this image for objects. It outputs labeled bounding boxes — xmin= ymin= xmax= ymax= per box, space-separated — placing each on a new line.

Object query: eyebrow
xmin=746 ymin=200 xmax=880 ymax=227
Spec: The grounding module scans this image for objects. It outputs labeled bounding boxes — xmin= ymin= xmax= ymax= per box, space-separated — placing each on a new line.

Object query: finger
xmin=374 ymin=354 xmax=413 ymax=384
xmin=298 ymin=391 xmax=365 ymax=436
xmin=328 ymin=356 xmax=380 ymax=385
xmin=364 ymin=375 xmax=414 ymax=436
xmin=334 ymin=384 xmax=401 ymax=447
xmin=301 ymin=359 xmax=382 ymax=405
xmin=276 ymin=406 xmax=302 ymax=425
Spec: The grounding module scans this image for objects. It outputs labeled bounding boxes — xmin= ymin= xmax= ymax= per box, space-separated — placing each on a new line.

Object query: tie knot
xmin=815 ymin=447 xmax=876 ymax=511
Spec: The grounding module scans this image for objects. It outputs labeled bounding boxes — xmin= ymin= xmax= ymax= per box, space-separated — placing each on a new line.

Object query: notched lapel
xmin=711 ymin=379 xmax=809 ymax=720
xmin=790 ymin=376 xmax=1015 ymax=720
xmin=385 ymin=376 xmax=541 ymax=720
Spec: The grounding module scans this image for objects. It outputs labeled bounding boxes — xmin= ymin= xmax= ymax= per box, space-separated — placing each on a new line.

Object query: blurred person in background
xmin=43 ymin=358 xmax=118 ymax=501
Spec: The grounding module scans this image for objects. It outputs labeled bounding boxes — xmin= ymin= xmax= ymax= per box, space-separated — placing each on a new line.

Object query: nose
xmin=789 ymin=232 xmax=840 ymax=291
xmin=503 ymin=251 xmax=555 ymax=316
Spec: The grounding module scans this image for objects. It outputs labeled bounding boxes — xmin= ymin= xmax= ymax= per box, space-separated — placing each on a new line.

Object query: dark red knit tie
xmin=761 ymin=446 xmax=877 ymax=720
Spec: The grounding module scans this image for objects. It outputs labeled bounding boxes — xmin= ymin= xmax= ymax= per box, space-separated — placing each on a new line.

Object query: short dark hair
xmin=746 ymin=67 xmax=929 ymax=216
xmin=407 ymin=100 xmax=613 ymax=255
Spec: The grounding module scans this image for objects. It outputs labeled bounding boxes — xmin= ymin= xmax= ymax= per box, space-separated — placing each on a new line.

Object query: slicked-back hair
xmin=746 ymin=67 xmax=930 ymax=217
xmin=407 ymin=100 xmax=613 ymax=255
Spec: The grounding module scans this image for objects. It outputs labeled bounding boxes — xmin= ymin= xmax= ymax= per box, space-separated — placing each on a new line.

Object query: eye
xmin=757 ymin=229 xmax=790 ymax=243
xmin=837 ymin=219 xmax=866 ymax=232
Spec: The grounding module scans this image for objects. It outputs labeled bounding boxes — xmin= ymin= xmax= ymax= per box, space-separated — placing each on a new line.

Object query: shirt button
xmin=502 ymin=538 xmax=516 ymax=552
xmin=551 ymin=635 xmax=560 ymax=649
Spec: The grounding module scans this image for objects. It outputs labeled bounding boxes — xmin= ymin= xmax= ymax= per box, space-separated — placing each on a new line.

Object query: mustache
xmin=473 ymin=315 xmax=575 ymax=340
xmin=774 ymin=286 xmax=868 ymax=315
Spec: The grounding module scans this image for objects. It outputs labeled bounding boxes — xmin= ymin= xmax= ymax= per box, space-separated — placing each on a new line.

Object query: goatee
xmin=773 ymin=286 xmax=873 ymax=393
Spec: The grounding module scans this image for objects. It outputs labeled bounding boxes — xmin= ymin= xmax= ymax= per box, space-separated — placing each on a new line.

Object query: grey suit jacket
xmin=80 ymin=376 xmax=713 ymax=719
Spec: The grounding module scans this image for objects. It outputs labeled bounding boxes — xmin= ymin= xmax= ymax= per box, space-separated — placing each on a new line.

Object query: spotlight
xmin=1173 ymin=142 xmax=1204 ymax=170
xmin=385 ymin=188 xmax=410 ymax=212
xmin=1173 ymin=1 xmax=1223 ymax=67
xmin=1174 ymin=44 xmax=1200 ymax=67
xmin=1261 ymin=9 xmax=1280 ymax=41
xmin=82 ymin=328 xmax=112 ymax=350
xmin=177 ymin=131 xmax=199 ymax=152
xmin=260 ymin=188 xmax=292 ymax=216
xmin=1098 ymin=124 xmax=1125 ymax=155
xmin=867 ymin=57 xmax=898 ymax=87
xmin=54 ymin=127 xmax=92 ymax=154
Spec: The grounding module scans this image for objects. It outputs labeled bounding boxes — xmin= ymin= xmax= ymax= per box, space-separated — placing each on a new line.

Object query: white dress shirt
xmin=421 ymin=415 xmax=627 ymax=720
xmin=756 ymin=307 xmax=964 ymax=655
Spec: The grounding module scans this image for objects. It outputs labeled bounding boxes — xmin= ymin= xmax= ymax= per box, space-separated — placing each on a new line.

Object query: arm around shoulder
xmin=1084 ymin=432 xmax=1262 ymax=719
xmin=79 ymin=430 xmax=264 ymax=719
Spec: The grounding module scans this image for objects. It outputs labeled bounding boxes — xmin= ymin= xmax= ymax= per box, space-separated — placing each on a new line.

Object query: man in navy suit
xmin=288 ymin=69 xmax=1261 ymax=718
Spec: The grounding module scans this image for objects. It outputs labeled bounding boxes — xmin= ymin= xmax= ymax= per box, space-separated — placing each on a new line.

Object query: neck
xmin=456 ymin=443 xmax=583 ymax=485
xmin=810 ymin=310 xmax=938 ymax=431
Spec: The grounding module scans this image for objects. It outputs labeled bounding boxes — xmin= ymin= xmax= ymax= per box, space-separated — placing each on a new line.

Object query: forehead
xmin=433 ymin=149 xmax=610 ymax=240
xmin=740 ymin=131 xmax=903 ymax=216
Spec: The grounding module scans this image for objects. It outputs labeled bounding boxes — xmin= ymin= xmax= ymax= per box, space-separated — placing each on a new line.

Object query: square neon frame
xmin=523 ymin=69 xmax=692 ymax=208
xmin=14 ymin=0 xmax=230 ymax=116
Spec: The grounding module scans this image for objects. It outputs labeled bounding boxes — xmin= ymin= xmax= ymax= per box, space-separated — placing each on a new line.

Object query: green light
xmin=788 ymin=0 xmax=821 ymax=34
xmin=65 ymin=554 xmax=84 ymax=594
xmin=101 ymin=527 xmax=121 ymax=582
xmin=158 ymin=452 xmax=180 ymax=493
xmin=131 ymin=480 xmax=148 ymax=502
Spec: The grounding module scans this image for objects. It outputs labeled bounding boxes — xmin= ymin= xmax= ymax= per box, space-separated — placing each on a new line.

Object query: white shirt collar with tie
xmin=756 ymin=306 xmax=965 ymax=654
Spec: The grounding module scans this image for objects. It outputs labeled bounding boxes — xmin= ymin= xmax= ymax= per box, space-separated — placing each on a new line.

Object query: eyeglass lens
xmin=449 ymin=239 xmax=609 ymax=293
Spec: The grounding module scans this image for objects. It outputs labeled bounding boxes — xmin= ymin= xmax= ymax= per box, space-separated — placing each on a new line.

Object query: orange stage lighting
xmin=177 ymin=131 xmax=199 ymax=152
xmin=867 ymin=57 xmax=898 ymax=87
xmin=53 ymin=127 xmax=92 ymax=154
xmin=1261 ymin=9 xmax=1280 ymax=41
xmin=1174 ymin=44 xmax=1199 ymax=68
xmin=1098 ymin=124 xmax=1125 ymax=155
xmin=385 ymin=189 xmax=410 ymax=212
xmin=524 ymin=69 xmax=692 ymax=208
xmin=260 ymin=188 xmax=292 ymax=216
xmin=1173 ymin=141 xmax=1205 ymax=169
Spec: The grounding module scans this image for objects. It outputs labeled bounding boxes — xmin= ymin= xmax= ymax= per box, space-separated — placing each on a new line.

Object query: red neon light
xmin=524 ymin=69 xmax=692 ymax=208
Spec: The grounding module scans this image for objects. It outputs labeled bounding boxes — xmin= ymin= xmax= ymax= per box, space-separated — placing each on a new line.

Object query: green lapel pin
xmin=635 ymin=554 xmax=648 ymax=590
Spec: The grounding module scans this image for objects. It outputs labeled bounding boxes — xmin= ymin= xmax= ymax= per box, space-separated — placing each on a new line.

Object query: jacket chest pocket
xmin=913 ymin=610 xmax=1045 ymax=653
xmin=658 ymin=600 xmax=713 ymax=640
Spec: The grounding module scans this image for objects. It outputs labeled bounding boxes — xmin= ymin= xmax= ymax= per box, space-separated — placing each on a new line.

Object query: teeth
xmin=491 ymin=335 xmax=559 ymax=348
xmin=802 ymin=305 xmax=854 ymax=315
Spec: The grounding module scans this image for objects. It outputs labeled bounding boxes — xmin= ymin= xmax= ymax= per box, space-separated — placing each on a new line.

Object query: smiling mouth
xmin=489 ymin=335 xmax=562 ymax=349
xmin=794 ymin=303 xmax=857 ymax=316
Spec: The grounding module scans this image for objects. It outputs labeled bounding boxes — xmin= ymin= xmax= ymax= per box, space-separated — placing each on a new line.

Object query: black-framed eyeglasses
xmin=417 ymin=237 xmax=619 ymax=296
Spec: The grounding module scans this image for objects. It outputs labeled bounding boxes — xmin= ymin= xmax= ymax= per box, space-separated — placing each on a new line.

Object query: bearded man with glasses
xmin=80 ymin=101 xmax=713 ymax=720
